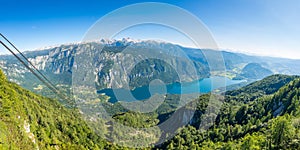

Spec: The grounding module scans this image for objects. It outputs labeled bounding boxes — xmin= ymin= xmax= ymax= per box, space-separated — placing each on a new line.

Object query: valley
xmin=1 ymin=39 xmax=300 ymax=102
xmin=1 ymin=0 xmax=300 ymax=149
xmin=1 ymin=40 xmax=300 ymax=149
xmin=1 ymin=67 xmax=300 ymax=149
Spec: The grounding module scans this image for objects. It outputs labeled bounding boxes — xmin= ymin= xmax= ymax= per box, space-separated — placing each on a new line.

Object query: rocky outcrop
xmin=0 ymin=40 xmax=210 ymax=92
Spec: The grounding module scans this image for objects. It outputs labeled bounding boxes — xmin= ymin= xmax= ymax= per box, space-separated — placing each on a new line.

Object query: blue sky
xmin=1 ymin=0 xmax=299 ymax=59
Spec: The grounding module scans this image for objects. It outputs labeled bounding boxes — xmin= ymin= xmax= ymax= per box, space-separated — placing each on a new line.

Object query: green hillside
xmin=226 ymin=74 xmax=298 ymax=102
xmin=161 ymin=75 xmax=300 ymax=149
xmin=0 ymin=70 xmax=115 ymax=150
xmin=2 ymin=67 xmax=300 ymax=149
xmin=234 ymin=63 xmax=273 ymax=80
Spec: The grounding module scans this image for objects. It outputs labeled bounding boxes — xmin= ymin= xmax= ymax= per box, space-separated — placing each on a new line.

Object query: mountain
xmin=234 ymin=63 xmax=273 ymax=79
xmin=182 ymin=47 xmax=300 ymax=77
xmin=101 ymin=74 xmax=300 ymax=149
xmin=160 ymin=74 xmax=300 ymax=149
xmin=1 ymin=39 xmax=300 ymax=100
xmin=2 ymin=64 xmax=300 ymax=149
xmin=0 ymin=67 xmax=170 ymax=149
xmin=226 ymin=74 xmax=298 ymax=102
xmin=0 ymin=69 xmax=119 ymax=149
xmin=0 ymin=40 xmax=210 ymax=98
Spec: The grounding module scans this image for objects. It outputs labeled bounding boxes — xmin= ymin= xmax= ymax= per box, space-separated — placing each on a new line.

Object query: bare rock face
xmin=0 ymin=40 xmax=210 ymax=92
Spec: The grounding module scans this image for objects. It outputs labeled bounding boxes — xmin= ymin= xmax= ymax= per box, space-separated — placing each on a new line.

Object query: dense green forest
xmin=0 ymin=70 xmax=120 ymax=149
xmin=160 ymin=74 xmax=300 ymax=149
xmin=1 ymin=68 xmax=300 ymax=149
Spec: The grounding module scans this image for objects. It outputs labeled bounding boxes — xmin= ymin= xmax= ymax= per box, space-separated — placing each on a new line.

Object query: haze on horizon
xmin=1 ymin=0 xmax=299 ymax=59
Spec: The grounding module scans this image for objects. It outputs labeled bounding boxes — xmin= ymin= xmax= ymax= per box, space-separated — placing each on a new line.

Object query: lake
xmin=98 ymin=76 xmax=245 ymax=103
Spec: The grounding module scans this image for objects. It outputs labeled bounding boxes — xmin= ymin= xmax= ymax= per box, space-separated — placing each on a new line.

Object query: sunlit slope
xmin=0 ymin=69 xmax=112 ymax=149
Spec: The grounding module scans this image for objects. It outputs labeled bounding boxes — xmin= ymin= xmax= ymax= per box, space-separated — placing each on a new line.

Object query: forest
xmin=1 ymin=68 xmax=300 ymax=149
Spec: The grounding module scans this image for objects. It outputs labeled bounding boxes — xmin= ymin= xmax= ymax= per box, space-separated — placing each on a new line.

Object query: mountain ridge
xmin=1 ymin=39 xmax=300 ymax=101
xmin=161 ymin=74 xmax=300 ymax=149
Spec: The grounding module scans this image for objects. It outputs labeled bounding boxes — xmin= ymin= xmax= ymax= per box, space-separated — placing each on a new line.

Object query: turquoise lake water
xmin=98 ymin=76 xmax=244 ymax=103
